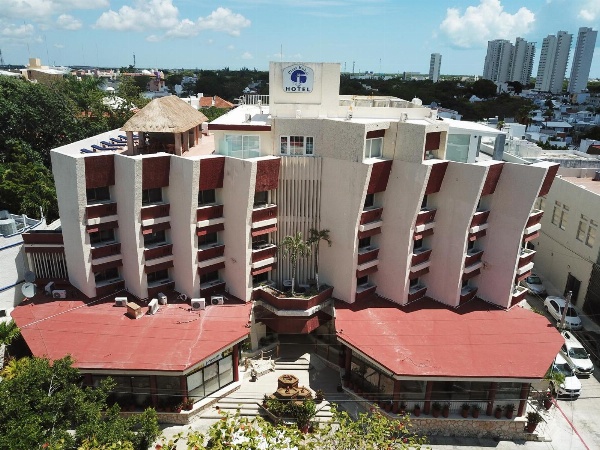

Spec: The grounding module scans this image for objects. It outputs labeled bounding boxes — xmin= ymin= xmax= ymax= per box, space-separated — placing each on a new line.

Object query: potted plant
xmin=526 ymin=411 xmax=543 ymax=433
xmin=399 ymin=402 xmax=407 ymax=415
xmin=471 ymin=404 xmax=481 ymax=418
xmin=543 ymin=392 xmax=553 ymax=410
xmin=461 ymin=403 xmax=470 ymax=418
xmin=442 ymin=403 xmax=450 ymax=418
xmin=280 ymin=232 xmax=311 ymax=296
xmin=314 ymin=389 xmax=324 ymax=404
xmin=413 ymin=404 xmax=421 ymax=417
xmin=431 ymin=402 xmax=442 ymax=418
xmin=494 ymin=405 xmax=503 ymax=419
xmin=505 ymin=403 xmax=515 ymax=419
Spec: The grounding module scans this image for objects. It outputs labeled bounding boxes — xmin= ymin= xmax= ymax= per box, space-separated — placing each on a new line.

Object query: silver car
xmin=521 ymin=274 xmax=547 ymax=296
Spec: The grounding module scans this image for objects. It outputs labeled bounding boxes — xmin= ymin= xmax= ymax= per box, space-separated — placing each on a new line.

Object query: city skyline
xmin=0 ymin=0 xmax=599 ymax=78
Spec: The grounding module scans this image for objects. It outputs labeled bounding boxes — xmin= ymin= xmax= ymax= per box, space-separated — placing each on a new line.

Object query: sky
xmin=1 ymin=0 xmax=599 ymax=78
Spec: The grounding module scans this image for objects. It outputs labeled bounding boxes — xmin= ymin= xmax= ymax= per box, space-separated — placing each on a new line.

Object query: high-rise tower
xmin=429 ymin=53 xmax=441 ymax=83
xmin=568 ymin=27 xmax=597 ymax=94
xmin=535 ymin=31 xmax=572 ymax=94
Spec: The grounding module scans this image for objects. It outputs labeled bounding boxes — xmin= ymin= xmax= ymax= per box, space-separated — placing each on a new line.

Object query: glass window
xmin=90 ymin=228 xmax=115 ymax=245
xmin=86 ymin=186 xmax=110 ymax=204
xmin=147 ymin=269 xmax=169 ymax=284
xmin=198 ymin=189 xmax=216 ymax=206
xmin=253 ymin=271 xmax=270 ymax=286
xmin=219 ymin=355 xmax=234 ymax=386
xmin=200 ymin=270 xmax=219 ymax=284
xmin=358 ymin=236 xmax=371 ymax=249
xmin=306 ymin=137 xmax=314 ymax=155
xmin=290 ymin=136 xmax=304 ymax=155
xmin=225 ymin=135 xmax=260 ymax=158
xmin=577 ymin=215 xmax=597 ymax=247
xmin=445 ymin=134 xmax=470 ymax=163
xmin=551 ymin=201 xmax=568 ymax=230
xmin=495 ymin=382 xmax=522 ymax=400
xmin=399 ymin=380 xmax=426 ymax=401
xmin=199 ymin=232 xmax=218 ymax=247
xmin=357 ymin=275 xmax=369 ymax=285
xmin=280 ymin=136 xmax=288 ymax=154
xmin=254 ymin=191 xmax=268 ymax=206
xmin=364 ymin=137 xmax=383 ymax=159
xmin=280 ymin=136 xmax=314 ymax=156
xmin=142 ymin=188 xmax=162 ymax=205
xmin=144 ymin=229 xmax=166 ymax=247
xmin=588 ymin=220 xmax=597 ymax=247
xmin=95 ymin=267 xmax=119 ymax=283
xmin=204 ymin=362 xmax=219 ymax=396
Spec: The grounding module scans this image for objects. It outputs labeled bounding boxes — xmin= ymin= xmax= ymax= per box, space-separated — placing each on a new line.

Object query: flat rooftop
xmin=11 ymin=292 xmax=252 ymax=373
xmin=335 ymin=296 xmax=563 ymax=379
xmin=561 ymin=175 xmax=600 ymax=195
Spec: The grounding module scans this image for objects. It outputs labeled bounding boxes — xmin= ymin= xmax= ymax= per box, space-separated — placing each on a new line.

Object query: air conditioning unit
xmin=157 ymin=292 xmax=167 ymax=305
xmin=148 ymin=298 xmax=159 ymax=315
xmin=191 ymin=298 xmax=205 ymax=311
xmin=45 ymin=281 xmax=55 ymax=295
xmin=211 ymin=295 xmax=224 ymax=305
xmin=115 ymin=297 xmax=128 ymax=307
xmin=52 ymin=289 xmax=67 ymax=299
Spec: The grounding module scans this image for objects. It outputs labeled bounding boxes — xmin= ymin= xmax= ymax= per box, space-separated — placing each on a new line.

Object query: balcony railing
xmin=86 ymin=202 xmax=118 ymax=220
xmin=460 ymin=286 xmax=478 ymax=303
xmin=22 ymin=230 xmax=64 ymax=245
xmin=199 ymin=243 xmax=226 ymax=262
xmin=197 ymin=204 xmax=224 ymax=222
xmin=464 ymin=249 xmax=484 ymax=267
xmin=470 ymin=209 xmax=490 ymax=228
xmin=518 ymin=248 xmax=536 ymax=268
xmin=252 ymin=244 xmax=277 ymax=263
xmin=356 ymin=283 xmax=376 ymax=301
xmin=407 ymin=284 xmax=427 ymax=302
xmin=360 ymin=207 xmax=383 ymax=225
xmin=148 ymin=281 xmax=175 ymax=298
xmin=415 ymin=208 xmax=437 ymax=226
xmin=411 ymin=248 xmax=432 ymax=266
xmin=144 ymin=243 xmax=173 ymax=261
xmin=511 ymin=285 xmax=528 ymax=306
xmin=257 ymin=285 xmax=334 ymax=311
xmin=252 ymin=204 xmax=278 ymax=223
xmin=95 ymin=279 xmax=125 ymax=297
xmin=358 ymin=246 xmax=379 ymax=265
xmin=91 ymin=242 xmax=121 ymax=260
xmin=526 ymin=209 xmax=544 ymax=228
xmin=141 ymin=203 xmax=170 ymax=221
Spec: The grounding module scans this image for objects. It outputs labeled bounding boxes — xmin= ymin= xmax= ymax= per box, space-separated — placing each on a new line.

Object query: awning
xmin=197 ymin=223 xmax=225 ymax=236
xmin=86 ymin=221 xmax=118 ymax=233
xmin=251 ymin=264 xmax=276 ymax=276
xmin=142 ymin=221 xmax=171 ymax=235
xmin=251 ymin=225 xmax=277 ymax=237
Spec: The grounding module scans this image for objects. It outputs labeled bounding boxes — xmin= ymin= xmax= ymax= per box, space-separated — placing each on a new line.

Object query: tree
xmin=200 ymin=106 xmax=229 ymax=122
xmin=307 ymin=228 xmax=331 ymax=290
xmin=0 ymin=356 xmax=160 ymax=450
xmin=279 ymin=232 xmax=311 ymax=295
xmin=0 ymin=320 xmax=19 ymax=347
xmin=471 ymin=79 xmax=497 ymax=98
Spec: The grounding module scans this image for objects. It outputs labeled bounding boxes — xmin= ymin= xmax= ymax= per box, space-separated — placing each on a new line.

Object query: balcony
xmin=464 ymin=249 xmax=484 ymax=267
xmin=358 ymin=246 xmax=379 ymax=265
xmin=199 ymin=243 xmax=226 ymax=262
xmin=468 ymin=228 xmax=487 ymax=242
xmin=22 ymin=230 xmax=64 ymax=245
xmin=511 ymin=285 xmax=528 ymax=306
xmin=252 ymin=204 xmax=278 ymax=224
xmin=526 ymin=209 xmax=544 ymax=228
xmin=148 ymin=280 xmax=175 ymax=298
xmin=200 ymin=280 xmax=226 ymax=299
xmin=90 ymin=242 xmax=121 ymax=260
xmin=415 ymin=208 xmax=436 ymax=226
xmin=470 ymin=209 xmax=490 ymax=228
xmin=515 ymin=268 xmax=532 ymax=284
xmin=141 ymin=203 xmax=170 ymax=221
xmin=257 ymin=285 xmax=334 ymax=311
xmin=407 ymin=284 xmax=427 ymax=302
xmin=95 ymin=279 xmax=125 ymax=297
xmin=86 ymin=202 xmax=117 ymax=220
xmin=460 ymin=286 xmax=478 ymax=304
xmin=356 ymin=283 xmax=376 ymax=301
xmin=252 ymin=243 xmax=277 ymax=263
xmin=360 ymin=207 xmax=383 ymax=225
xmin=144 ymin=243 xmax=173 ymax=261
xmin=196 ymin=204 xmax=224 ymax=222
xmin=518 ymin=248 xmax=536 ymax=268
xmin=411 ymin=247 xmax=432 ymax=266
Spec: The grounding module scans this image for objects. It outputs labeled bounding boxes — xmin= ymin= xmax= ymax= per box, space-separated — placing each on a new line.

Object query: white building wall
xmin=568 ymin=27 xmax=598 ymax=94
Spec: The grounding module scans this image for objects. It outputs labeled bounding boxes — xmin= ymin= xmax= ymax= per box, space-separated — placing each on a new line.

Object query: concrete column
xmin=392 ymin=379 xmax=401 ymax=413
xmin=493 ymin=134 xmax=506 ymax=161
xmin=182 ymin=131 xmax=190 ymax=154
xmin=175 ymin=133 xmax=182 ymax=156
xmin=424 ymin=381 xmax=433 ymax=415
xmin=344 ymin=347 xmax=352 ymax=386
xmin=126 ymin=131 xmax=135 ymax=155
xmin=150 ymin=375 xmax=158 ymax=408
xmin=486 ymin=382 xmax=498 ymax=416
xmin=179 ymin=375 xmax=188 ymax=403
xmin=518 ymin=383 xmax=530 ymax=417
xmin=233 ymin=344 xmax=240 ymax=382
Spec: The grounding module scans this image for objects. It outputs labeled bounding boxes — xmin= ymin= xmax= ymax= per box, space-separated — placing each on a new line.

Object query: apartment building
xmin=535 ymin=31 xmax=573 ymax=94
xmin=568 ymin=27 xmax=598 ymax=94
xmin=483 ymin=38 xmax=535 ymax=85
xmin=429 ymin=53 xmax=441 ymax=83
xmin=12 ymin=62 xmax=562 ymax=426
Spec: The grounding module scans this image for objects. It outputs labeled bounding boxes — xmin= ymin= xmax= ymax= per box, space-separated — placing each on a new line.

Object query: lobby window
xmin=364 ymin=137 xmax=383 ymax=159
xmin=198 ymin=189 xmax=216 ymax=206
xmin=147 ymin=269 xmax=169 ymax=284
xmin=90 ymin=228 xmax=115 ymax=246
xmin=551 ymin=201 xmax=568 ymax=230
xmin=576 ymin=215 xmax=597 ymax=248
xmin=94 ymin=267 xmax=120 ymax=283
xmin=142 ymin=188 xmax=162 ymax=206
xmin=144 ymin=229 xmax=166 ymax=247
xmin=86 ymin=186 xmax=110 ymax=204
xmin=225 ymin=135 xmax=259 ymax=158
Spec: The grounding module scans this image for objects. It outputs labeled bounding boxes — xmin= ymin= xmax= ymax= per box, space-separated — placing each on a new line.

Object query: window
xmin=94 ymin=267 xmax=119 ymax=283
xmin=144 ymin=229 xmax=166 ymax=247
xmin=147 ymin=269 xmax=169 ymax=284
xmin=252 ymin=272 xmax=270 ymax=286
xmin=254 ymin=191 xmax=268 ymax=207
xmin=200 ymin=270 xmax=219 ymax=285
xmin=142 ymin=188 xmax=162 ymax=206
xmin=358 ymin=237 xmax=371 ymax=249
xmin=364 ymin=193 xmax=374 ymax=208
xmin=357 ymin=275 xmax=369 ymax=286
xmin=421 ymin=195 xmax=428 ymax=209
xmin=409 ymin=278 xmax=420 ymax=287
xmin=364 ymin=137 xmax=383 ymax=159
xmin=90 ymin=229 xmax=115 ymax=245
xmin=199 ymin=232 xmax=218 ymax=247
xmin=535 ymin=196 xmax=546 ymax=211
xmin=551 ymin=201 xmax=568 ymax=230
xmin=280 ymin=136 xmax=314 ymax=156
xmin=198 ymin=189 xmax=216 ymax=206
xmin=252 ymin=235 xmax=269 ymax=249
xmin=225 ymin=135 xmax=260 ymax=158
xmin=413 ymin=238 xmax=423 ymax=250
xmin=576 ymin=215 xmax=597 ymax=247
xmin=86 ymin=186 xmax=110 ymax=204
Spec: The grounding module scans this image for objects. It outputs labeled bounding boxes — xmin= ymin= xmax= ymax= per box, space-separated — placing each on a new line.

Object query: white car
xmin=520 ymin=274 xmax=547 ymax=296
xmin=560 ymin=331 xmax=594 ymax=376
xmin=550 ymin=354 xmax=581 ymax=398
xmin=543 ymin=296 xmax=583 ymax=331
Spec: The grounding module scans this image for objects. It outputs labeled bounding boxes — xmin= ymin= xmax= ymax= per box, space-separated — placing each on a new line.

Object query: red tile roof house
xmin=13 ymin=63 xmax=563 ymax=436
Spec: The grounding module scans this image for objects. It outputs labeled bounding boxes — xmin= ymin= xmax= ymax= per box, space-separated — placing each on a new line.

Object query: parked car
xmin=550 ymin=354 xmax=581 ymax=398
xmin=560 ymin=331 xmax=594 ymax=376
xmin=520 ymin=274 xmax=547 ymax=296
xmin=575 ymin=330 xmax=600 ymax=366
xmin=543 ymin=296 xmax=583 ymax=330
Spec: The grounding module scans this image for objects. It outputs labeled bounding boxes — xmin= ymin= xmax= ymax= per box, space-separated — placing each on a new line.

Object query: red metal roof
xmin=335 ymin=296 xmax=564 ymax=379
xmin=11 ymin=293 xmax=251 ymax=373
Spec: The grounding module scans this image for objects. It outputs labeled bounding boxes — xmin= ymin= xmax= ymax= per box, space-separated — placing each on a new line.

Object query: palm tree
xmin=308 ymin=228 xmax=331 ymax=290
xmin=280 ymin=232 xmax=311 ymax=295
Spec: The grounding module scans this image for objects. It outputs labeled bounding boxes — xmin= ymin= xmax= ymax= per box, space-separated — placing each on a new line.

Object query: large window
xmin=198 ymin=189 xmax=216 ymax=206
xmin=86 ymin=186 xmax=110 ymax=204
xmin=280 ymin=136 xmax=314 ymax=156
xmin=200 ymin=270 xmax=219 ymax=285
xmin=144 ymin=229 xmax=166 ymax=247
xmin=142 ymin=188 xmax=162 ymax=206
xmin=225 ymin=135 xmax=260 ymax=158
xmin=198 ymin=232 xmax=218 ymax=247
xmin=90 ymin=228 xmax=115 ymax=245
xmin=551 ymin=201 xmax=568 ymax=230
xmin=94 ymin=267 xmax=120 ymax=283
xmin=187 ymin=354 xmax=234 ymax=400
xmin=364 ymin=138 xmax=383 ymax=159
xmin=445 ymin=134 xmax=470 ymax=163
xmin=576 ymin=215 xmax=597 ymax=247
xmin=147 ymin=269 xmax=169 ymax=284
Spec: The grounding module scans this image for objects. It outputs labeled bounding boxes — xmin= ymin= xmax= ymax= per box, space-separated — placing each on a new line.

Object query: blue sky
xmin=1 ymin=0 xmax=599 ymax=78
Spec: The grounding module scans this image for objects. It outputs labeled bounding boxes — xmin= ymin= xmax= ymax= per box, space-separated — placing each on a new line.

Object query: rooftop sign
xmin=283 ymin=64 xmax=313 ymax=93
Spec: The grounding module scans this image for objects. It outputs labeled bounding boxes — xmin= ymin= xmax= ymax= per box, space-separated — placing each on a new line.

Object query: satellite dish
xmin=21 ymin=282 xmax=36 ymax=298
xmin=24 ymin=271 xmax=36 ymax=283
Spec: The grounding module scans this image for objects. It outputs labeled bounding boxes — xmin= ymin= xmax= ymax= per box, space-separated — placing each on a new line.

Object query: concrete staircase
xmin=274 ymin=356 xmax=311 ymax=371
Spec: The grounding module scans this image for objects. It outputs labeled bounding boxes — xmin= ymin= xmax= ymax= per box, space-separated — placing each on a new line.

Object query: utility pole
xmin=558 ymin=290 xmax=573 ymax=330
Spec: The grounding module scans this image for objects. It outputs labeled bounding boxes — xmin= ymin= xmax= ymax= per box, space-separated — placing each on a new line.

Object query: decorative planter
xmin=505 ymin=409 xmax=514 ymax=419
xmin=544 ymin=397 xmax=553 ymax=410
xmin=472 ymin=408 xmax=480 ymax=418
xmin=413 ymin=406 xmax=421 ymax=417
xmin=494 ymin=408 xmax=502 ymax=419
xmin=442 ymin=406 xmax=450 ymax=418
xmin=526 ymin=422 xmax=538 ymax=433
xmin=432 ymin=409 xmax=440 ymax=418
xmin=461 ymin=408 xmax=469 ymax=418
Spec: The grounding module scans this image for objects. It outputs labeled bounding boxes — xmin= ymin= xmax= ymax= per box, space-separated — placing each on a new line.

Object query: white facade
xmin=429 ymin=53 xmax=441 ymax=83
xmin=483 ymin=40 xmax=513 ymax=83
xmin=510 ymin=38 xmax=536 ymax=85
xmin=568 ymin=27 xmax=598 ymax=94
xmin=535 ymin=31 xmax=573 ymax=94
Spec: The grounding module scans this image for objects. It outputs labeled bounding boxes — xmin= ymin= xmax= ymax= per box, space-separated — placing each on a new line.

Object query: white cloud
xmin=2 ymin=0 xmax=108 ymax=21
xmin=56 ymin=14 xmax=82 ymax=30
xmin=0 ymin=23 xmax=35 ymax=39
xmin=164 ymin=19 xmax=197 ymax=39
xmin=227 ymin=44 xmax=235 ymax=50
xmin=54 ymin=43 xmax=64 ymax=48
xmin=578 ymin=0 xmax=600 ymax=21
xmin=197 ymin=7 xmax=251 ymax=36
xmin=95 ymin=0 xmax=179 ymax=31
xmin=439 ymin=0 xmax=535 ymax=48
xmin=242 ymin=51 xmax=253 ymax=59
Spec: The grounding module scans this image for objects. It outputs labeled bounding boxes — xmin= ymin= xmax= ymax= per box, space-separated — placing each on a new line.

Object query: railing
xmin=464 ymin=249 xmax=484 ymax=266
xmin=358 ymin=247 xmax=379 ymax=265
xmin=408 ymin=285 xmax=427 ymax=302
xmin=518 ymin=248 xmax=536 ymax=267
xmin=526 ymin=209 xmax=544 ymax=227
xmin=470 ymin=210 xmax=490 ymax=228
xmin=252 ymin=204 xmax=278 ymax=223
xmin=415 ymin=208 xmax=437 ymax=226
xmin=141 ymin=203 xmax=170 ymax=220
xmin=198 ymin=244 xmax=225 ymax=262
xmin=86 ymin=202 xmax=118 ymax=219
xmin=360 ymin=207 xmax=383 ymax=225
xmin=411 ymin=248 xmax=432 ymax=266
xmin=239 ymin=94 xmax=269 ymax=106
xmin=144 ymin=244 xmax=173 ymax=261
xmin=460 ymin=286 xmax=478 ymax=303
xmin=91 ymin=242 xmax=121 ymax=260
xmin=22 ymin=231 xmax=64 ymax=245
xmin=197 ymin=204 xmax=223 ymax=222
xmin=252 ymin=244 xmax=277 ymax=263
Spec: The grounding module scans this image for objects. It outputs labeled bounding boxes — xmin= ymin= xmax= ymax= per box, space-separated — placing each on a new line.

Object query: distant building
xmin=429 ymin=53 xmax=441 ymax=83
xmin=568 ymin=27 xmax=598 ymax=94
xmin=535 ymin=31 xmax=572 ymax=94
xmin=510 ymin=37 xmax=536 ymax=85
xmin=483 ymin=38 xmax=535 ymax=86
xmin=20 ymin=58 xmax=68 ymax=84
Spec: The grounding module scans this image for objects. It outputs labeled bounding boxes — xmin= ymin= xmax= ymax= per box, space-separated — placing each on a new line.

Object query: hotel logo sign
xmin=283 ymin=64 xmax=314 ymax=93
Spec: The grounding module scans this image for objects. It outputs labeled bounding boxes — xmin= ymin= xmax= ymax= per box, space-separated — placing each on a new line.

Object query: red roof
xmin=199 ymin=96 xmax=235 ymax=109
xmin=335 ymin=296 xmax=563 ymax=379
xmin=11 ymin=293 xmax=251 ymax=373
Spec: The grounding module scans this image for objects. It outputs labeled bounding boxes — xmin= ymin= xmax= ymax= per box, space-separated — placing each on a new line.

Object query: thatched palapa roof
xmin=121 ymin=95 xmax=208 ymax=133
